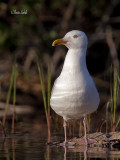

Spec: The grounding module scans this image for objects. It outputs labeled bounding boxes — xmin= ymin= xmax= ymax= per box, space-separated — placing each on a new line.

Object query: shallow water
xmin=1 ymin=135 xmax=120 ymax=160
xmin=0 ymin=116 xmax=120 ymax=160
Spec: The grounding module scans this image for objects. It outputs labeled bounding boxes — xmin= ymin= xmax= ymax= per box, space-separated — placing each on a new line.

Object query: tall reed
xmin=105 ymin=102 xmax=110 ymax=133
xmin=110 ymin=66 xmax=119 ymax=131
xmin=2 ymin=62 xmax=17 ymax=135
xmin=11 ymin=63 xmax=17 ymax=133
xmin=2 ymin=64 xmax=15 ymax=126
xmin=37 ymin=60 xmax=51 ymax=143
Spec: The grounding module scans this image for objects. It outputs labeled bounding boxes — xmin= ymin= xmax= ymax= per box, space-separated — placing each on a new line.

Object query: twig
xmin=105 ymin=26 xmax=119 ymax=72
xmin=0 ymin=120 xmax=7 ymax=137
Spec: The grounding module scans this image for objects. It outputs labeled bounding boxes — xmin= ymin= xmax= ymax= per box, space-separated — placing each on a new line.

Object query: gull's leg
xmin=78 ymin=117 xmax=96 ymax=145
xmin=60 ymin=119 xmax=76 ymax=146
xmin=83 ymin=116 xmax=97 ymax=145
xmin=83 ymin=116 xmax=87 ymax=145
xmin=63 ymin=119 xmax=67 ymax=145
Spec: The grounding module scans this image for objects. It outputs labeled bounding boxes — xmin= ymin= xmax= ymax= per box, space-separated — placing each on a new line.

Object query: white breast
xmin=50 ymin=49 xmax=100 ymax=121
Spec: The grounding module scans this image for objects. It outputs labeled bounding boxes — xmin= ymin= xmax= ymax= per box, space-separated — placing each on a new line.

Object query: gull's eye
xmin=73 ymin=35 xmax=78 ymax=38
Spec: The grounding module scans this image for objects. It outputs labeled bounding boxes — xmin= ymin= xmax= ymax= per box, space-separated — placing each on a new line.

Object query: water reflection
xmin=46 ymin=146 xmax=50 ymax=160
xmin=64 ymin=146 xmax=66 ymax=160
xmin=63 ymin=145 xmax=87 ymax=160
xmin=1 ymin=117 xmax=120 ymax=160
xmin=1 ymin=135 xmax=120 ymax=160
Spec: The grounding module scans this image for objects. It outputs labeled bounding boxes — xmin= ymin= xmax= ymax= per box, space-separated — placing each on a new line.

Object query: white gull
xmin=50 ymin=30 xmax=100 ymax=145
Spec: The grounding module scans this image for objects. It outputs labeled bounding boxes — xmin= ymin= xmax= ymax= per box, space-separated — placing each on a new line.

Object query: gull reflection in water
xmin=64 ymin=145 xmax=87 ymax=160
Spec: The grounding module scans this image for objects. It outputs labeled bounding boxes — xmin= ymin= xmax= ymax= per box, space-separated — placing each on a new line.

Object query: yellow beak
xmin=52 ymin=38 xmax=68 ymax=46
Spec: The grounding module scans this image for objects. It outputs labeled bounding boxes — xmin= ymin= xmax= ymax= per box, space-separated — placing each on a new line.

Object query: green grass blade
xmin=116 ymin=116 xmax=120 ymax=129
xmin=13 ymin=64 xmax=17 ymax=105
xmin=113 ymin=68 xmax=119 ymax=124
xmin=106 ymin=102 xmax=110 ymax=133
xmin=2 ymin=65 xmax=15 ymax=126
xmin=12 ymin=63 xmax=18 ymax=133
xmin=36 ymin=60 xmax=47 ymax=115
xmin=110 ymin=65 xmax=113 ymax=113
xmin=47 ymin=65 xmax=51 ymax=109
xmin=7 ymin=66 xmax=14 ymax=105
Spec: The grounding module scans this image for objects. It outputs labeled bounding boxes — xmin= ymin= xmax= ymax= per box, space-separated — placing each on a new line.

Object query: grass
xmin=105 ymin=102 xmax=110 ymax=133
xmin=37 ymin=59 xmax=51 ymax=143
xmin=2 ymin=65 xmax=15 ymax=126
xmin=2 ymin=62 xmax=17 ymax=134
xmin=11 ymin=63 xmax=17 ymax=133
xmin=110 ymin=66 xmax=119 ymax=131
xmin=104 ymin=66 xmax=120 ymax=132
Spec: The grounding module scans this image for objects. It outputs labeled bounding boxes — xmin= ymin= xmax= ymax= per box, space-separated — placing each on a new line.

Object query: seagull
xmin=50 ymin=30 xmax=100 ymax=146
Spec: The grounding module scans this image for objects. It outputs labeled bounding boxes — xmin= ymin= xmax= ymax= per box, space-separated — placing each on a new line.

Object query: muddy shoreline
xmin=48 ymin=132 xmax=120 ymax=149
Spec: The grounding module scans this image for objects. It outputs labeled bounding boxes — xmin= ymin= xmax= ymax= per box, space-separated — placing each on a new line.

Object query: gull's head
xmin=52 ymin=30 xmax=88 ymax=49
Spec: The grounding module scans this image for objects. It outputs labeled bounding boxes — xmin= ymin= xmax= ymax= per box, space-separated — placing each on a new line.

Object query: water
xmin=1 ymin=135 xmax=120 ymax=160
xmin=0 ymin=116 xmax=120 ymax=160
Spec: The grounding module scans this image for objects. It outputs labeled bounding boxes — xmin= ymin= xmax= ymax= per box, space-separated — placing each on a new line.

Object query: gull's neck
xmin=62 ymin=48 xmax=87 ymax=72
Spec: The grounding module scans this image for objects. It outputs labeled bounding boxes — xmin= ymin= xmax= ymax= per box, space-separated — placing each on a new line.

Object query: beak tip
xmin=52 ymin=42 xmax=55 ymax=46
xmin=52 ymin=38 xmax=67 ymax=46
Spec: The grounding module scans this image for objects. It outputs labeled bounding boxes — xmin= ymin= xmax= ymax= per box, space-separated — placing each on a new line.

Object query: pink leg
xmin=83 ymin=116 xmax=87 ymax=145
xmin=62 ymin=119 xmax=75 ymax=146
xmin=83 ymin=117 xmax=97 ymax=145
xmin=63 ymin=119 xmax=67 ymax=145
